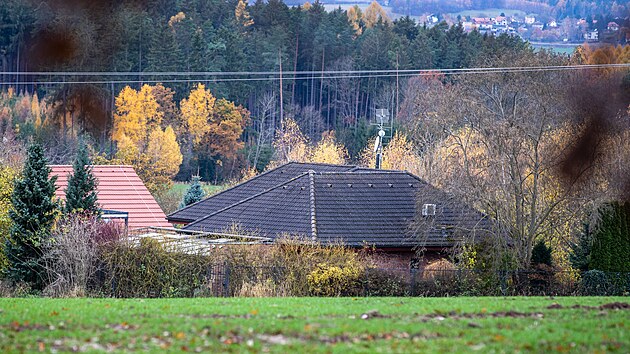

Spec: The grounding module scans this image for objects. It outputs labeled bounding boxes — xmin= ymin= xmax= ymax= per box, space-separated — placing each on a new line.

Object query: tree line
xmin=1 ymin=0 xmax=531 ymax=180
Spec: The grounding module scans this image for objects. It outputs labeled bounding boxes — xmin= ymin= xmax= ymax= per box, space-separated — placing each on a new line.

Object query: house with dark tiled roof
xmin=51 ymin=165 xmax=171 ymax=230
xmin=169 ymin=162 xmax=492 ymax=267
xmin=168 ymin=162 xmax=356 ymax=224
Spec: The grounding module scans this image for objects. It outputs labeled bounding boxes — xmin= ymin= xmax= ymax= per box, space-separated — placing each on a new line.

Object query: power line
xmin=1 ymin=64 xmax=627 ymax=85
xmin=1 ymin=63 xmax=628 ymax=77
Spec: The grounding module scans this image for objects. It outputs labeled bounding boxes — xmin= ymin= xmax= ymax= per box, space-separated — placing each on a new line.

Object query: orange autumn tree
xmin=112 ymin=85 xmax=182 ymax=194
xmin=180 ymin=84 xmax=249 ymax=178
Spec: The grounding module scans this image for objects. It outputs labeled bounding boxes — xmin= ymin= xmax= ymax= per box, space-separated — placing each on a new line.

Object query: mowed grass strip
xmin=0 ymin=297 xmax=627 ymax=353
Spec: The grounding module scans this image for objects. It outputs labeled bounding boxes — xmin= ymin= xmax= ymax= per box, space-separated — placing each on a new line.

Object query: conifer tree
xmin=65 ymin=142 xmax=99 ymax=215
xmin=531 ymin=239 xmax=553 ymax=267
xmin=589 ymin=202 xmax=630 ymax=272
xmin=4 ymin=143 xmax=58 ymax=289
xmin=180 ymin=175 xmax=206 ymax=208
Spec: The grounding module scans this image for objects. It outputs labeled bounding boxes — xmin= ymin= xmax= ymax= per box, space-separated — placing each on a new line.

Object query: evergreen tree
xmin=531 ymin=239 xmax=553 ymax=268
xmin=4 ymin=143 xmax=58 ymax=289
xmin=180 ymin=175 xmax=206 ymax=208
xmin=569 ymin=222 xmax=592 ymax=272
xmin=589 ymin=202 xmax=630 ymax=272
xmin=65 ymin=143 xmax=99 ymax=215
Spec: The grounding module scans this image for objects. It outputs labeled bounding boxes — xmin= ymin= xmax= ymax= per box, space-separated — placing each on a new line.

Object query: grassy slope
xmin=170 ymin=183 xmax=226 ymax=196
xmin=1 ymin=297 xmax=628 ymax=352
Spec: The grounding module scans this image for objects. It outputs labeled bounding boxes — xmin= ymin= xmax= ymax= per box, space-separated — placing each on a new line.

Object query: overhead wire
xmin=0 ymin=63 xmax=628 ymax=85
xmin=1 ymin=63 xmax=628 ymax=77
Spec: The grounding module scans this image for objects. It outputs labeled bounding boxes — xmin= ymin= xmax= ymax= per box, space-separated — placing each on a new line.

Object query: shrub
xmin=180 ymin=175 xmax=206 ymax=208
xmin=364 ymin=268 xmax=409 ymax=296
xmin=307 ymin=262 xmax=363 ymax=296
xmin=580 ymin=270 xmax=612 ymax=296
xmin=100 ymin=238 xmax=217 ymax=298
xmin=223 ymin=236 xmax=370 ymax=296
xmin=531 ymin=240 xmax=553 ymax=267
xmin=422 ymin=259 xmax=456 ymax=281
xmin=42 ymin=215 xmax=102 ymax=297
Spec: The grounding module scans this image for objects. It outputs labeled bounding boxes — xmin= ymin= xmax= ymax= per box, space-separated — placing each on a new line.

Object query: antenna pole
xmin=279 ymin=49 xmax=284 ymax=128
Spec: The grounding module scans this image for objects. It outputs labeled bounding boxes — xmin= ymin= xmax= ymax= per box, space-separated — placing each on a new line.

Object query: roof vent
xmin=422 ymin=203 xmax=436 ymax=216
xmin=300 ymin=186 xmax=305 ymax=190
xmin=409 ymin=183 xmax=414 ymax=187
xmin=327 ymin=183 xmax=332 ymax=187
xmin=282 ymin=185 xmax=288 ymax=189
xmin=389 ymin=183 xmax=394 ymax=188
xmin=347 ymin=183 xmax=352 ymax=187
xmin=368 ymin=183 xmax=373 ymax=188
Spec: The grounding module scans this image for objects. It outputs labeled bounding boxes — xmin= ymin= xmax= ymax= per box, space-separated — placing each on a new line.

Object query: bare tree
xmin=405 ymin=53 xmax=610 ymax=268
xmin=250 ymin=92 xmax=277 ymax=169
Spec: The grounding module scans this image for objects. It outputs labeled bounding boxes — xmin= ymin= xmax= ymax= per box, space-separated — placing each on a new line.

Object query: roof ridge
xmin=288 ymin=161 xmax=356 ymax=168
xmin=317 ymin=170 xmax=409 ymax=175
xmin=168 ymin=161 xmax=355 ymax=219
xmin=308 ymin=170 xmax=317 ymax=240
xmin=49 ymin=164 xmax=134 ymax=168
xmin=185 ymin=172 xmax=311 ymax=229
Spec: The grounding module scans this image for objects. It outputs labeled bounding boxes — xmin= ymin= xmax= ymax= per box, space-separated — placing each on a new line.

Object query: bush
xmin=42 ymin=215 xmax=103 ymax=297
xmin=531 ymin=240 xmax=553 ymax=267
xmin=100 ymin=238 xmax=218 ymax=298
xmin=364 ymin=268 xmax=409 ymax=296
xmin=225 ymin=236 xmax=368 ymax=296
xmin=422 ymin=259 xmax=456 ymax=281
xmin=580 ymin=270 xmax=613 ymax=296
xmin=307 ymin=262 xmax=363 ymax=296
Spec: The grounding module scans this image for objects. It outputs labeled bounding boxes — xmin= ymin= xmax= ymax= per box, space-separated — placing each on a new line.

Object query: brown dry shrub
xmin=42 ymin=215 xmax=118 ymax=297
xmin=223 ymin=235 xmax=368 ymax=296
xmin=422 ymin=259 xmax=457 ymax=281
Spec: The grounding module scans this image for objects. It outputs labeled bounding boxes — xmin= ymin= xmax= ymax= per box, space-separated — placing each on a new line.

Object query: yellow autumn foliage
xmin=112 ymin=85 xmax=182 ymax=195
xmin=311 ymin=131 xmax=348 ymax=165
xmin=181 ymin=83 xmax=216 ymax=145
xmin=144 ymin=126 xmax=183 ymax=192
xmin=113 ymin=85 xmax=163 ymax=146
xmin=272 ymin=118 xmax=310 ymax=164
xmin=0 ymin=166 xmax=18 ymax=271
xmin=235 ymin=0 xmax=253 ymax=27
xmin=347 ymin=5 xmax=363 ymax=36
xmin=363 ymin=0 xmax=391 ymax=28
xmin=360 ymin=131 xmax=422 ymax=173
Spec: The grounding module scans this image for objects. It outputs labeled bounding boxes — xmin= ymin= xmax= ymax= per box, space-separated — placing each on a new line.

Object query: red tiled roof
xmin=50 ymin=165 xmax=172 ymax=229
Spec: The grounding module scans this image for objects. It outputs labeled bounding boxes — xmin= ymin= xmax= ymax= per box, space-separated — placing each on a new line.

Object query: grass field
xmin=170 ymin=182 xmax=226 ymax=197
xmin=1 ymin=297 xmax=628 ymax=352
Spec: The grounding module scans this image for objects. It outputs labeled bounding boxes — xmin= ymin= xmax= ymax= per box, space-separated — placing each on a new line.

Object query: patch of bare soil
xmin=546 ymin=302 xmax=629 ymax=310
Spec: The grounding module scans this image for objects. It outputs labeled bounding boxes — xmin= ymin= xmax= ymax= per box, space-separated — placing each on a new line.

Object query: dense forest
xmin=0 ymin=0 xmax=535 ymax=179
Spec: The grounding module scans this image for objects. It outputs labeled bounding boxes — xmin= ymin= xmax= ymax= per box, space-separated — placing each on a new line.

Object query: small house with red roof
xmin=50 ymin=165 xmax=171 ymax=229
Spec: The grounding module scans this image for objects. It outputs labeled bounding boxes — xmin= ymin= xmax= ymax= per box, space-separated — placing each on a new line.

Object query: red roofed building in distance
xmin=50 ymin=165 xmax=172 ymax=229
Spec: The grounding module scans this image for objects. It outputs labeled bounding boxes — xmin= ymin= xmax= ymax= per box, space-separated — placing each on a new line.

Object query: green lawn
xmin=170 ymin=182 xmax=227 ymax=197
xmin=1 ymin=297 xmax=627 ymax=352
